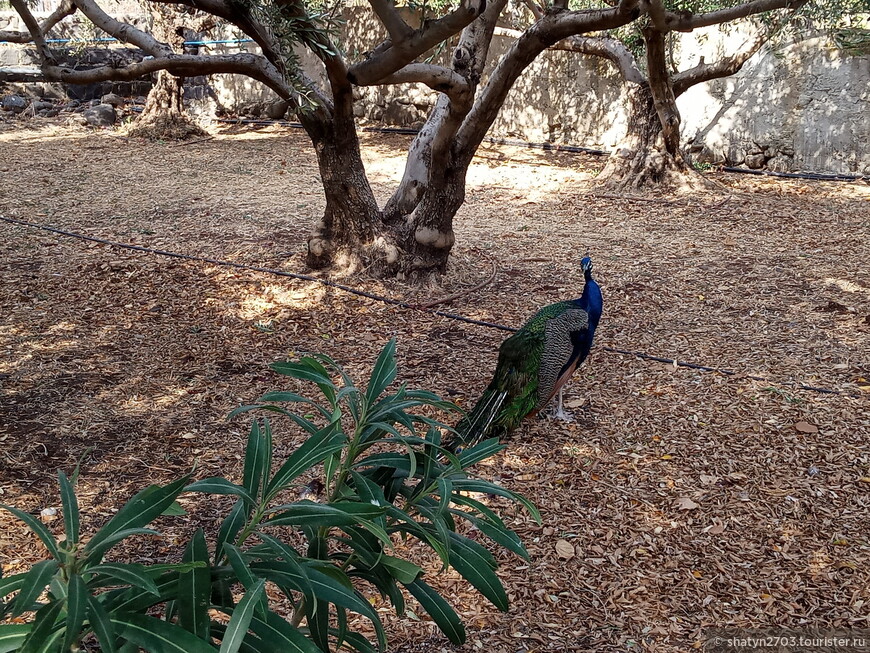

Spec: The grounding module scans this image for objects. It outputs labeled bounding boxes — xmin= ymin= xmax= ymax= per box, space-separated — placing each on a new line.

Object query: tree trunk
xmin=596 ymin=29 xmax=719 ymax=193
xmin=127 ymin=69 xmax=207 ymax=140
xmin=304 ymin=131 xmax=462 ymax=279
xmin=127 ymin=6 xmax=207 ymax=141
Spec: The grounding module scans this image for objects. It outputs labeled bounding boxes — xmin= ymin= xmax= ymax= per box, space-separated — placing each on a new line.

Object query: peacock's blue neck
xmin=577 ymin=277 xmax=603 ymax=331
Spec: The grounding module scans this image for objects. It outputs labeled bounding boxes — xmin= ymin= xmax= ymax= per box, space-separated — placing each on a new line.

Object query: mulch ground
xmin=1 ymin=118 xmax=869 ymax=652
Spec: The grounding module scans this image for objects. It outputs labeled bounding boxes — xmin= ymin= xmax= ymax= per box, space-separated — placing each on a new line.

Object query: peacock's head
xmin=580 ymin=256 xmax=593 ymax=278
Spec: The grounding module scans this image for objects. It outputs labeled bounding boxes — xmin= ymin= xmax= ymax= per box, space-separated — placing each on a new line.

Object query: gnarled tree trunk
xmin=595 ymin=28 xmax=718 ymax=192
xmin=127 ymin=5 xmax=207 ymax=141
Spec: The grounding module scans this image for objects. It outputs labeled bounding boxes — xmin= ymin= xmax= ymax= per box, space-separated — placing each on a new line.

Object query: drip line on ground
xmin=2 ymin=215 xmax=863 ymax=398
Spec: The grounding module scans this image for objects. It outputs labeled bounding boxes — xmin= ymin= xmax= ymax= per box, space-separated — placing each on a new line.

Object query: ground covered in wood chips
xmin=1 ymin=119 xmax=869 ymax=652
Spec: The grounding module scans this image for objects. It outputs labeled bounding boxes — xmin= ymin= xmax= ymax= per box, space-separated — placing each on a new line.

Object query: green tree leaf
xmin=86 ymin=563 xmax=161 ymax=595
xmin=242 ymin=420 xmax=271 ymax=504
xmin=58 ymin=470 xmax=80 ymax=547
xmin=0 ymin=624 xmax=32 ymax=653
xmin=247 ymin=610 xmax=322 ymax=653
xmin=18 ymin=600 xmax=63 ymax=653
xmin=62 ymin=574 xmax=88 ymax=653
xmin=111 ymin=613 xmax=217 ymax=653
xmin=10 ymin=560 xmax=59 ymax=617
xmin=0 ymin=505 xmax=61 ymax=560
xmin=85 ymin=476 xmax=190 ymax=562
xmin=404 ymin=578 xmax=465 ymax=644
xmin=185 ymin=478 xmax=255 ymax=507
xmin=177 ymin=529 xmax=211 ymax=641
xmin=364 ymin=339 xmax=397 ymax=405
xmin=219 ymin=580 xmax=266 ymax=653
xmin=86 ymin=593 xmax=118 ymax=653
xmin=264 ymin=422 xmax=345 ymax=500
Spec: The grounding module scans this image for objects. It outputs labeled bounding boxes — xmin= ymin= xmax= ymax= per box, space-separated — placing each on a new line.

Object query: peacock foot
xmin=544 ymin=404 xmax=575 ymax=423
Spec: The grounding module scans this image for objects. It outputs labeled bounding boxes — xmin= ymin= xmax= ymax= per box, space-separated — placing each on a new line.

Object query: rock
xmin=725 ymin=145 xmax=746 ymax=166
xmin=83 ymin=103 xmax=117 ymax=126
xmin=100 ymin=92 xmax=125 ymax=107
xmin=695 ymin=145 xmax=725 ymax=166
xmin=31 ymin=100 xmax=54 ymax=112
xmin=133 ymin=95 xmax=148 ymax=105
xmin=65 ymin=99 xmax=81 ymax=109
xmin=766 ymin=155 xmax=794 ymax=173
xmin=1 ymin=94 xmax=28 ymax=113
xmin=745 ymin=153 xmax=766 ymax=169
xmin=265 ymin=99 xmax=289 ymax=120
xmin=42 ymin=109 xmax=60 ymax=118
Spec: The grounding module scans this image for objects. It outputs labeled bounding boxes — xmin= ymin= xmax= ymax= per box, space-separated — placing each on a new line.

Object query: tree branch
xmin=662 ymin=0 xmax=809 ymax=32
xmin=377 ymin=63 xmax=471 ymax=99
xmin=8 ymin=0 xmax=57 ymax=64
xmin=672 ymin=25 xmax=768 ymax=95
xmin=495 ymin=27 xmax=645 ymax=84
xmin=347 ymin=0 xmax=488 ymax=85
xmin=0 ymin=0 xmax=76 ymax=43
xmin=73 ymin=0 xmax=173 ymax=56
xmin=38 ymin=52 xmax=294 ymax=95
xmin=367 ymin=0 xmax=413 ymax=42
xmin=456 ymin=0 xmax=643 ymax=157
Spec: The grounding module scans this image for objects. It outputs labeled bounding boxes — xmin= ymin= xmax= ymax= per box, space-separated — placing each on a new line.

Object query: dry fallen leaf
xmin=793 ymin=421 xmax=819 ymax=433
xmin=676 ymin=497 xmax=700 ymax=510
xmin=555 ymin=539 xmax=575 ymax=560
xmin=706 ymin=522 xmax=725 ymax=535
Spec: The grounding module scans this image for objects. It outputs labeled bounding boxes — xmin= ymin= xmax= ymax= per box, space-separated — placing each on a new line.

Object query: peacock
xmin=449 ymin=256 xmax=602 ymax=451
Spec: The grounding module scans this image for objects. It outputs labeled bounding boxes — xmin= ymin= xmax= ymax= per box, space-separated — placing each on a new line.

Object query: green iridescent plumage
xmin=450 ymin=258 xmax=603 ymax=450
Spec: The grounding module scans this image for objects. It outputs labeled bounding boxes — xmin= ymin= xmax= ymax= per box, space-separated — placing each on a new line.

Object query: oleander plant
xmin=0 ymin=339 xmax=539 ymax=652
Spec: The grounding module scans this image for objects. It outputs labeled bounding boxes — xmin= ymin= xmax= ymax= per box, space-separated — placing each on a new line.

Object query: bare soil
xmin=1 ymin=119 xmax=869 ymax=652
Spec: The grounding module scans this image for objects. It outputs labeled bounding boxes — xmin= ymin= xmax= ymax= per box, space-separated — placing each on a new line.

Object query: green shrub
xmin=0 ymin=339 xmax=539 ymax=652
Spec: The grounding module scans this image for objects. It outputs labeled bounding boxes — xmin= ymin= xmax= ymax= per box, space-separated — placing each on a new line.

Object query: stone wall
xmin=3 ymin=5 xmax=868 ymax=174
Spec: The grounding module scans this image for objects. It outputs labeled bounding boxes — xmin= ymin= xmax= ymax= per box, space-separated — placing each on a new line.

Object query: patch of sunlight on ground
xmin=825 ymin=278 xmax=867 ymax=294
xmin=221 ymin=283 xmax=328 ymax=320
xmin=0 ymin=125 xmax=91 ymax=144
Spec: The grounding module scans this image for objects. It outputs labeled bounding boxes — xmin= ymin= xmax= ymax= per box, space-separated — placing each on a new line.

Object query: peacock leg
xmin=547 ymin=388 xmax=575 ymax=422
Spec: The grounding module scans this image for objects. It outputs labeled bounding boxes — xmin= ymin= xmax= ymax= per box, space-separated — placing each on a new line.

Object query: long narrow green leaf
xmin=379 ymin=556 xmax=422 ymax=585
xmin=447 ymin=533 xmax=507 ymax=610
xmin=82 ymin=528 xmax=160 ymax=565
xmin=184 ymin=478 xmax=254 ymax=507
xmin=456 ymin=438 xmax=504 ymax=469
xmin=10 ymin=560 xmax=59 ymax=617
xmin=111 ymin=613 xmax=217 ymax=653
xmin=85 ymin=476 xmax=190 ymax=560
xmin=448 ymin=510 xmax=528 ymax=559
xmin=253 ymin=536 xmax=314 ymax=608
xmin=403 ymin=579 xmax=465 ymax=645
xmin=247 ymin=610 xmax=321 ymax=653
xmin=215 ymin=499 xmax=247 ymax=564
xmin=18 ymin=600 xmax=63 ymax=653
xmin=0 ymin=572 xmax=27 ymax=601
xmin=62 ymin=574 xmax=87 ymax=653
xmin=242 ymin=421 xmax=271 ymax=505
xmin=0 ymin=506 xmax=60 ymax=559
xmin=263 ymin=422 xmax=345 ymax=500
xmin=101 ymin=572 xmax=179 ymax=614
xmin=0 ymin=624 xmax=31 ymax=653
xmin=218 ymin=580 xmax=265 ymax=653
xmin=85 ymin=563 xmax=160 ymax=595
xmin=177 ymin=529 xmax=211 ymax=641
xmin=222 ymin=545 xmax=267 ymax=621
xmin=364 ymin=339 xmax=397 ymax=404
xmin=87 ymin=593 xmax=118 ymax=653
xmin=58 ymin=471 xmax=80 ymax=547
xmin=451 ymin=478 xmax=542 ymax=524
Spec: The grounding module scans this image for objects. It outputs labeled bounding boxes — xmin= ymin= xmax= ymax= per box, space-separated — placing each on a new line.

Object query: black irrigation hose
xmin=3 ymin=215 xmax=864 ymax=398
xmin=720 ymin=166 xmax=870 ymax=183
xmin=215 ymin=118 xmax=869 ymax=183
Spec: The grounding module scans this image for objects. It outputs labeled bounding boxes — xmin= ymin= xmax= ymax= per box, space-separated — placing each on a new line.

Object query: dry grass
xmin=1 ymin=119 xmax=869 ymax=652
